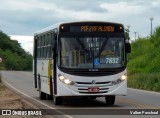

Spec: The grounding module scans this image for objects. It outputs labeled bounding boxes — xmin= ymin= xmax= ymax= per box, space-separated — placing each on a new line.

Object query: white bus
xmin=33 ymin=21 xmax=131 ymax=105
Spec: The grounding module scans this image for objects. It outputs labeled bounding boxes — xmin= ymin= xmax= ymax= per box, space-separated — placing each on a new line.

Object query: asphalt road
xmin=1 ymin=71 xmax=160 ymax=118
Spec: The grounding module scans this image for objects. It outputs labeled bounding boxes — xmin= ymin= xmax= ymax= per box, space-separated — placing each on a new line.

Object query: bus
xmin=33 ymin=21 xmax=131 ymax=105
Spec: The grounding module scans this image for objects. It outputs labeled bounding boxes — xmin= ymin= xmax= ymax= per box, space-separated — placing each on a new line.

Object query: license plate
xmin=88 ymin=88 xmax=99 ymax=92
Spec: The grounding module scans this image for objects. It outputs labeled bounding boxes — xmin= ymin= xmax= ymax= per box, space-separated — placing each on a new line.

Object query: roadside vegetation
xmin=127 ymin=26 xmax=160 ymax=92
xmin=0 ymin=31 xmax=32 ymax=71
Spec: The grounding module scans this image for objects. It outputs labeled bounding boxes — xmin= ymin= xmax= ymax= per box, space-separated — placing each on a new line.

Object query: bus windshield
xmin=59 ymin=37 xmax=125 ymax=69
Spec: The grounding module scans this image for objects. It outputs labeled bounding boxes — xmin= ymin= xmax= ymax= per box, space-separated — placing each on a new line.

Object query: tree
xmin=0 ymin=31 xmax=32 ymax=71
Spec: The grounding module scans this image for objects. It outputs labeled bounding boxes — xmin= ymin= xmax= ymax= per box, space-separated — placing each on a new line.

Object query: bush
xmin=0 ymin=32 xmax=32 ymax=71
xmin=0 ymin=66 xmax=6 ymax=70
xmin=128 ymin=73 xmax=160 ymax=92
xmin=127 ymin=26 xmax=160 ymax=92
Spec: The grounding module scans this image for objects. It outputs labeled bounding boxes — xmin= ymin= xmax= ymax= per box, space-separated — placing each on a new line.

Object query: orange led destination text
xmin=81 ymin=26 xmax=114 ymax=32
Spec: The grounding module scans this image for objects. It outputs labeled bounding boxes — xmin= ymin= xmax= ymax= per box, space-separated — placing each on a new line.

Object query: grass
xmin=127 ymin=26 xmax=160 ymax=92
xmin=0 ymin=83 xmax=5 ymax=91
xmin=128 ymin=73 xmax=160 ymax=92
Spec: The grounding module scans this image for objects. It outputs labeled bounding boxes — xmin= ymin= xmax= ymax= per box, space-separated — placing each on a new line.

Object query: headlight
xmin=121 ymin=75 xmax=127 ymax=80
xmin=112 ymin=74 xmax=127 ymax=85
xmin=64 ymin=79 xmax=72 ymax=85
xmin=58 ymin=74 xmax=74 ymax=85
xmin=59 ymin=75 xmax=65 ymax=81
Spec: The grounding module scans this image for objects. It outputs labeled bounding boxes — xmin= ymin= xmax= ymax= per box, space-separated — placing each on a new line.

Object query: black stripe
xmin=58 ymin=67 xmax=126 ymax=76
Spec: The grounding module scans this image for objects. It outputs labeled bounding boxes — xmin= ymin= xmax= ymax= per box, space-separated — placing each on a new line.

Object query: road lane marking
xmin=2 ymin=79 xmax=73 ymax=118
xmin=128 ymin=88 xmax=160 ymax=95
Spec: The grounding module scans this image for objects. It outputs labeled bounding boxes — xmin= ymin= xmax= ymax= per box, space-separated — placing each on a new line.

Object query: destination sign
xmin=81 ymin=26 xmax=114 ymax=32
xmin=60 ymin=22 xmax=124 ymax=33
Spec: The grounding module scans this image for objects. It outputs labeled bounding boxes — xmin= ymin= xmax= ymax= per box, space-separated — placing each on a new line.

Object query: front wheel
xmin=53 ymin=96 xmax=62 ymax=105
xmin=105 ymin=95 xmax=115 ymax=105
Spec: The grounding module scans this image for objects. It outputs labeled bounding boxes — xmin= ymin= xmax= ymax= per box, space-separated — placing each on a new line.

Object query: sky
xmin=0 ymin=0 xmax=160 ymax=55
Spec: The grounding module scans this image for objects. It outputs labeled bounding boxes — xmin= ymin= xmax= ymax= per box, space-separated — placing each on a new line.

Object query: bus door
xmin=47 ymin=32 xmax=57 ymax=96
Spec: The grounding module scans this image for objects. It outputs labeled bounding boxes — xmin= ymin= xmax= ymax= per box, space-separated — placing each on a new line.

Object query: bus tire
xmin=105 ymin=95 xmax=115 ymax=105
xmin=46 ymin=94 xmax=53 ymax=100
xmin=53 ymin=96 xmax=62 ymax=105
xmin=38 ymin=76 xmax=46 ymax=100
xmin=39 ymin=91 xmax=46 ymax=100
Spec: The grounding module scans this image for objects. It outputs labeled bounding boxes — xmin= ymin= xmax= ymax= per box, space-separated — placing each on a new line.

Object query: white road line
xmin=2 ymin=79 xmax=74 ymax=118
xmin=128 ymin=88 xmax=160 ymax=95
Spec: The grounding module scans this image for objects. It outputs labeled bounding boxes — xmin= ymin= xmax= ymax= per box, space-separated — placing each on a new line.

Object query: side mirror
xmin=125 ymin=43 xmax=131 ymax=53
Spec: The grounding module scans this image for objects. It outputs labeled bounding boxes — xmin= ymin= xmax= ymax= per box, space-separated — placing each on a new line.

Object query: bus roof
xmin=34 ymin=21 xmax=123 ymax=35
xmin=34 ymin=22 xmax=62 ymax=35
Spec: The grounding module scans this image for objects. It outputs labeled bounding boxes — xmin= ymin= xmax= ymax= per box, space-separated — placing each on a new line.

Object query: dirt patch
xmin=0 ymin=83 xmax=52 ymax=118
xmin=0 ymin=83 xmax=22 ymax=109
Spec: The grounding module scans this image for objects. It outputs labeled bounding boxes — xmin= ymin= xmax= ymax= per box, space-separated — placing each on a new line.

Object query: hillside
xmin=0 ymin=31 xmax=32 ymax=71
xmin=127 ymin=27 xmax=160 ymax=91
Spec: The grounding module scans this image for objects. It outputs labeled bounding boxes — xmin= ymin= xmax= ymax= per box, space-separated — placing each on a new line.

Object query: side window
xmin=46 ymin=46 xmax=49 ymax=58
xmin=40 ymin=47 xmax=42 ymax=58
xmin=47 ymin=32 xmax=55 ymax=58
xmin=36 ymin=31 xmax=57 ymax=59
xmin=50 ymin=46 xmax=52 ymax=58
xmin=37 ymin=37 xmax=39 ymax=47
xmin=48 ymin=33 xmax=52 ymax=44
xmin=42 ymin=36 xmax=44 ymax=47
xmin=44 ymin=34 xmax=47 ymax=58
xmin=43 ymin=47 xmax=46 ymax=58
xmin=37 ymin=48 xmax=39 ymax=58
xmin=43 ymin=35 xmax=46 ymax=46
xmin=36 ymin=32 xmax=58 ymax=59
xmin=46 ymin=34 xmax=49 ymax=46
xmin=40 ymin=36 xmax=41 ymax=46
xmin=36 ymin=36 xmax=40 ymax=58
xmin=46 ymin=34 xmax=48 ymax=58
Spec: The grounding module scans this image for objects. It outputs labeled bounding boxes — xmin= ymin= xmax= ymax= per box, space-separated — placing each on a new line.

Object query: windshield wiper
xmin=96 ymin=36 xmax=109 ymax=57
xmin=76 ymin=38 xmax=89 ymax=53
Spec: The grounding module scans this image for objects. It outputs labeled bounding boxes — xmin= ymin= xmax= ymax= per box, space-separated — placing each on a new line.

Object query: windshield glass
xmin=58 ymin=37 xmax=125 ymax=69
